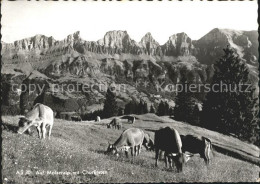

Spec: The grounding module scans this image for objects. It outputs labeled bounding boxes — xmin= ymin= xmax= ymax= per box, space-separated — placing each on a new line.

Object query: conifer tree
xmin=173 ymin=69 xmax=197 ymax=124
xmin=137 ymin=100 xmax=144 ymax=115
xmin=102 ymin=87 xmax=119 ymax=118
xmin=143 ymin=102 xmax=149 ymax=114
xmin=202 ymin=45 xmax=259 ymax=143
xmin=157 ymin=100 xmax=170 ymax=116
xmin=157 ymin=100 xmax=165 ymax=116
xmin=150 ymin=104 xmax=156 ymax=113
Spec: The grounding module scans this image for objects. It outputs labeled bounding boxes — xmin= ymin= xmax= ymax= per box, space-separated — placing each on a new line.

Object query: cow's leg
xmin=41 ymin=123 xmax=47 ymax=139
xmin=168 ymin=156 xmax=172 ymax=169
xmin=125 ymin=150 xmax=129 ymax=158
xmin=48 ymin=124 xmax=53 ymax=139
xmin=37 ymin=125 xmax=42 ymax=139
xmin=155 ymin=149 xmax=159 ymax=167
xmin=135 ymin=146 xmax=139 ymax=156
xmin=130 ymin=147 xmax=135 ymax=163
xmin=131 ymin=147 xmax=135 ymax=157
xmin=138 ymin=144 xmax=141 ymax=155
xmin=164 ymin=153 xmax=168 ymax=168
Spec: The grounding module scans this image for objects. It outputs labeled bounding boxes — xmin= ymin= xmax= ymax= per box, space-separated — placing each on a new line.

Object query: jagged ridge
xmin=2 ymin=28 xmax=258 ymax=66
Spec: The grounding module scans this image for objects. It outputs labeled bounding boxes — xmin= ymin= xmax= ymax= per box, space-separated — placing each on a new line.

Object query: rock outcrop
xmin=162 ymin=32 xmax=194 ymax=56
xmin=2 ymin=29 xmax=258 ymax=66
xmin=193 ymin=28 xmax=258 ymax=65
xmin=1 ymin=28 xmax=258 ymax=115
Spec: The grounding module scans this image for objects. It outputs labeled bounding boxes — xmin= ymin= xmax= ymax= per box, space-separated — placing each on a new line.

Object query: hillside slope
xmin=2 ymin=114 xmax=259 ymax=183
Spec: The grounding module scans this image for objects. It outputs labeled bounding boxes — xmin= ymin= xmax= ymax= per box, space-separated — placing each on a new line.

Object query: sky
xmin=1 ymin=1 xmax=258 ymax=45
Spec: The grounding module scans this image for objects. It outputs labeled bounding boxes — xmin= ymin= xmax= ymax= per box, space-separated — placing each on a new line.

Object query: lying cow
xmin=143 ymin=132 xmax=154 ymax=151
xmin=180 ymin=134 xmax=213 ymax=165
xmin=154 ymin=127 xmax=193 ymax=172
xmin=120 ymin=115 xmax=135 ymax=124
xmin=17 ymin=103 xmax=54 ymax=139
xmin=107 ymin=118 xmax=122 ymax=130
xmin=71 ymin=116 xmax=82 ymax=122
xmin=106 ymin=128 xmax=145 ymax=160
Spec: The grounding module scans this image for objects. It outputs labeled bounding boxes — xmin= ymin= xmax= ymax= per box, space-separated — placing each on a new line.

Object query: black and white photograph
xmin=1 ymin=1 xmax=259 ymax=183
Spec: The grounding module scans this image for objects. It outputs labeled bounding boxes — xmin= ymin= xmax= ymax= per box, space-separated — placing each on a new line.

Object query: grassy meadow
xmin=2 ymin=114 xmax=260 ymax=183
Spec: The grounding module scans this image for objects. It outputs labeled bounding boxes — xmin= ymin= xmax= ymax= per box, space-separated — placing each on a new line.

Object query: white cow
xmin=96 ymin=116 xmax=101 ymax=122
xmin=17 ymin=103 xmax=54 ymax=139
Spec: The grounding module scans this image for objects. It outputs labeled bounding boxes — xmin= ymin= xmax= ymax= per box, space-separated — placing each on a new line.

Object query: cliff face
xmin=193 ymin=28 xmax=258 ymax=65
xmin=162 ymin=32 xmax=194 ymax=56
xmin=1 ymin=28 xmax=258 ymax=115
xmin=139 ymin=32 xmax=161 ymax=55
xmin=3 ymin=28 xmax=258 ymax=66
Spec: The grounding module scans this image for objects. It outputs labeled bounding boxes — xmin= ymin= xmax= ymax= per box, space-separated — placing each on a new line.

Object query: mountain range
xmin=1 ymin=28 xmax=258 ymax=115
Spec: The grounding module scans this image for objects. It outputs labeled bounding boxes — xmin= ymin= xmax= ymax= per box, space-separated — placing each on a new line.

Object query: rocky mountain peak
xmin=2 ymin=28 xmax=258 ymax=66
xmin=65 ymin=31 xmax=81 ymax=43
xmin=162 ymin=32 xmax=194 ymax=56
xmin=139 ymin=32 xmax=159 ymax=47
xmin=98 ymin=30 xmax=132 ymax=48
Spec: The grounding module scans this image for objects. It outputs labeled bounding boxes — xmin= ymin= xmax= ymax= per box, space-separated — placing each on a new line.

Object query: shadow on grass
xmin=2 ymin=122 xmax=19 ymax=133
xmin=2 ymin=122 xmax=32 ymax=135
xmin=95 ymin=150 xmax=107 ymax=155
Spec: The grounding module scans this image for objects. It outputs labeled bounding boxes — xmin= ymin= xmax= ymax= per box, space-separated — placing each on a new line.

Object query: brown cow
xmin=107 ymin=118 xmax=122 ymax=130
xmin=154 ymin=127 xmax=193 ymax=172
xmin=180 ymin=134 xmax=213 ymax=165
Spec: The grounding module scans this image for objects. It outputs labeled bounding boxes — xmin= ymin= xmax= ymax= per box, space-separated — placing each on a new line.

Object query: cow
xmin=154 ymin=127 xmax=193 ymax=172
xmin=96 ymin=116 xmax=101 ymax=122
xmin=17 ymin=103 xmax=54 ymax=139
xmin=71 ymin=116 xmax=82 ymax=122
xmin=180 ymin=134 xmax=213 ymax=165
xmin=106 ymin=128 xmax=145 ymax=160
xmin=120 ymin=115 xmax=135 ymax=124
xmin=143 ymin=132 xmax=154 ymax=151
xmin=107 ymin=118 xmax=122 ymax=130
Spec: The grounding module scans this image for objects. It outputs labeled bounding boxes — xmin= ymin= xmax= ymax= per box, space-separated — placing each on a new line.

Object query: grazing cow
xmin=107 ymin=118 xmax=122 ymax=130
xmin=120 ymin=115 xmax=135 ymax=124
xmin=180 ymin=134 xmax=213 ymax=165
xmin=71 ymin=116 xmax=82 ymax=122
xmin=17 ymin=103 xmax=54 ymax=139
xmin=106 ymin=128 xmax=145 ymax=160
xmin=143 ymin=133 xmax=154 ymax=151
xmin=154 ymin=127 xmax=193 ymax=172
xmin=96 ymin=116 xmax=101 ymax=122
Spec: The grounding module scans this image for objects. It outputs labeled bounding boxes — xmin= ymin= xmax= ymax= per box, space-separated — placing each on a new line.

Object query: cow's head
xmin=107 ymin=124 xmax=111 ymax=128
xmin=17 ymin=117 xmax=42 ymax=135
xmin=17 ymin=117 xmax=33 ymax=134
xmin=168 ymin=152 xmax=193 ymax=172
xmin=147 ymin=139 xmax=155 ymax=151
xmin=106 ymin=143 xmax=118 ymax=156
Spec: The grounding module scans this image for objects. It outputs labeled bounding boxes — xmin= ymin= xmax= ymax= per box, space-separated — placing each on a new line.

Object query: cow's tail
xmin=203 ymin=137 xmax=215 ymax=157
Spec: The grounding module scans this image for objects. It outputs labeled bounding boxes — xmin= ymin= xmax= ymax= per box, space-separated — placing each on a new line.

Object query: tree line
xmin=100 ymin=45 xmax=259 ymax=146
